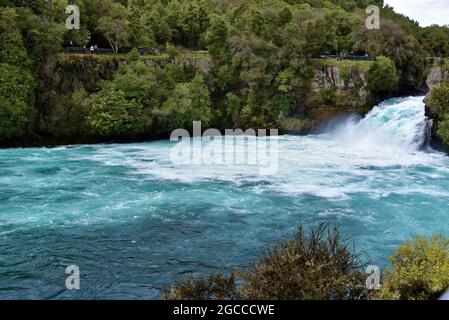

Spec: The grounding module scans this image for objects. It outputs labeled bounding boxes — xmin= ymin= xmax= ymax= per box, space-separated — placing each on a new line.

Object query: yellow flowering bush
xmin=376 ymin=235 xmax=449 ymax=300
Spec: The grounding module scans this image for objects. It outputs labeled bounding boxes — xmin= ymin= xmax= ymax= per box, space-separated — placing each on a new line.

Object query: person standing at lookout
xmin=90 ymin=45 xmax=94 ymax=54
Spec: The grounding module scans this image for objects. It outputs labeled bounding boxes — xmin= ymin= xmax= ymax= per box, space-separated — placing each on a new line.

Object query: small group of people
xmin=89 ymin=45 xmax=99 ymax=54
xmin=321 ymin=52 xmax=371 ymax=61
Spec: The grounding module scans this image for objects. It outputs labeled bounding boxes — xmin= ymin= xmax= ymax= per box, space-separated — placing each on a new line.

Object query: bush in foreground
xmin=164 ymin=225 xmax=449 ymax=300
xmin=163 ymin=223 xmax=370 ymax=300
xmin=375 ymin=235 xmax=449 ymax=300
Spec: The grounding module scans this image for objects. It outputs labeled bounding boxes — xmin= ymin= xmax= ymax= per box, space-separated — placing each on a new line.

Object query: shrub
xmin=428 ymin=83 xmax=449 ymax=118
xmin=240 ymin=223 xmax=368 ymax=300
xmin=163 ymin=273 xmax=241 ymax=300
xmin=87 ymin=88 xmax=148 ymax=137
xmin=164 ymin=223 xmax=370 ymax=300
xmin=376 ymin=235 xmax=449 ymax=300
xmin=436 ymin=117 xmax=449 ymax=145
xmin=154 ymin=74 xmax=212 ymax=132
xmin=367 ymin=56 xmax=398 ymax=98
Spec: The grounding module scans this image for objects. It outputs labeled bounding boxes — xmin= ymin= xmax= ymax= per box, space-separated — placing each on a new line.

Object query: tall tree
xmin=97 ymin=1 xmax=129 ymax=53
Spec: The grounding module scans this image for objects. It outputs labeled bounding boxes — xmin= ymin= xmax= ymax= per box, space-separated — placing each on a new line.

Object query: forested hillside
xmin=1 ymin=0 xmax=449 ymax=146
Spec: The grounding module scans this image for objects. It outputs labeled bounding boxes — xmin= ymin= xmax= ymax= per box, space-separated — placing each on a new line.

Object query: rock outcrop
xmin=293 ymin=61 xmax=377 ymax=132
xmin=426 ymin=59 xmax=449 ymax=94
xmin=311 ymin=64 xmax=370 ymax=110
xmin=424 ymin=58 xmax=449 ymax=149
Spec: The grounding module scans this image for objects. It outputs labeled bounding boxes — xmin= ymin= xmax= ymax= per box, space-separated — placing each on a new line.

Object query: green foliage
xmin=88 ymin=88 xmax=148 ymax=137
xmin=376 ymin=235 xmax=449 ymax=300
xmin=166 ymin=43 xmax=180 ymax=61
xmin=240 ymin=222 xmax=368 ymax=300
xmin=0 ymin=63 xmax=35 ymax=140
xmin=47 ymin=89 xmax=90 ymax=139
xmin=0 ymin=0 xmax=444 ymax=144
xmin=279 ymin=116 xmax=311 ymax=133
xmin=428 ymin=83 xmax=449 ymax=117
xmin=224 ymin=92 xmax=242 ymax=126
xmin=164 ymin=222 xmax=370 ymax=300
xmin=367 ymin=56 xmax=398 ymax=98
xmin=163 ymin=273 xmax=241 ymax=300
xmin=0 ymin=7 xmax=36 ymax=141
xmin=97 ymin=1 xmax=129 ymax=53
xmin=154 ymin=74 xmax=212 ymax=132
xmin=113 ymin=60 xmax=158 ymax=105
xmin=420 ymin=25 xmax=449 ymax=57
xmin=205 ymin=14 xmax=230 ymax=64
xmin=0 ymin=8 xmax=30 ymax=67
xmin=428 ymin=83 xmax=449 ymax=145
xmin=436 ymin=117 xmax=449 ymax=146
xmin=353 ymin=18 xmax=425 ymax=90
xmin=128 ymin=1 xmax=155 ymax=50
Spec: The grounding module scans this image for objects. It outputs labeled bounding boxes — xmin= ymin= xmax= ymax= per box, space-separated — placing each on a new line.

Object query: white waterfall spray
xmin=325 ymin=96 xmax=432 ymax=152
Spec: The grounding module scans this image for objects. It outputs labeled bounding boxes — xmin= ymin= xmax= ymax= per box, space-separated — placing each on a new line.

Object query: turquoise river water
xmin=1 ymin=96 xmax=448 ymax=299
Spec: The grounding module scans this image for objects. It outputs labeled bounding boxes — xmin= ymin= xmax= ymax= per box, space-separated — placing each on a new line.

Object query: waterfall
xmin=325 ymin=96 xmax=432 ymax=151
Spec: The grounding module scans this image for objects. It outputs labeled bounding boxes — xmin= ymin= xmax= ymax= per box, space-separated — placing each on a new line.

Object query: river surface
xmin=1 ymin=96 xmax=448 ymax=299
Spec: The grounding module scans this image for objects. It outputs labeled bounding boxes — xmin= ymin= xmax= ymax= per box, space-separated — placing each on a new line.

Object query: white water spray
xmin=325 ymin=96 xmax=432 ymax=152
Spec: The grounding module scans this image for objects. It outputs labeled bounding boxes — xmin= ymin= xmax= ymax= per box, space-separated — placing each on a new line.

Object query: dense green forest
xmin=1 ymin=0 xmax=449 ymax=146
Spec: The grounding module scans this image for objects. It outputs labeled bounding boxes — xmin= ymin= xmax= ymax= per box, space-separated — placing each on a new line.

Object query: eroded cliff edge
xmin=424 ymin=58 xmax=449 ymax=149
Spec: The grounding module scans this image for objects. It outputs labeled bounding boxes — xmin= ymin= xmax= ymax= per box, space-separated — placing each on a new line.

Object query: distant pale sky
xmin=384 ymin=0 xmax=449 ymax=26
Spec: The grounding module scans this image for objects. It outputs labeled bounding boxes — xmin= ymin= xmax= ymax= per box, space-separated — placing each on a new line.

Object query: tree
xmin=16 ymin=7 xmax=64 ymax=69
xmin=179 ymin=0 xmax=210 ymax=48
xmin=205 ymin=14 xmax=229 ymax=64
xmin=88 ymin=88 xmax=148 ymax=137
xmin=230 ymin=33 xmax=280 ymax=90
xmin=0 ymin=8 xmax=36 ymax=141
xmin=281 ymin=19 xmax=325 ymax=69
xmin=0 ymin=63 xmax=35 ymax=140
xmin=128 ymin=2 xmax=155 ymax=50
xmin=420 ymin=25 xmax=449 ymax=57
xmin=0 ymin=8 xmax=30 ymax=67
xmin=97 ymin=2 xmax=128 ymax=53
xmin=367 ymin=56 xmax=398 ymax=98
xmin=113 ymin=61 xmax=158 ymax=105
xmin=353 ymin=19 xmax=425 ymax=90
xmin=154 ymin=74 xmax=212 ymax=132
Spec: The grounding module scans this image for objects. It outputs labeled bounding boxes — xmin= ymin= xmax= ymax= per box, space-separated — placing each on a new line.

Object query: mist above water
xmin=321 ymin=96 xmax=432 ymax=152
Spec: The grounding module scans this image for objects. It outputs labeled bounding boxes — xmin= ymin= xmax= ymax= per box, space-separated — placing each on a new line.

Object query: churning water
xmin=1 ymin=96 xmax=448 ymax=299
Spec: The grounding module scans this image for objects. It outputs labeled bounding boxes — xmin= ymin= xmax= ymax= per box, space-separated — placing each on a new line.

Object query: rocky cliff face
xmin=311 ymin=64 xmax=370 ymax=109
xmin=425 ymin=59 xmax=449 ymax=116
xmin=424 ymin=59 xmax=449 ymax=149
xmin=425 ymin=60 xmax=449 ymax=94
xmin=297 ymin=62 xmax=377 ymax=131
